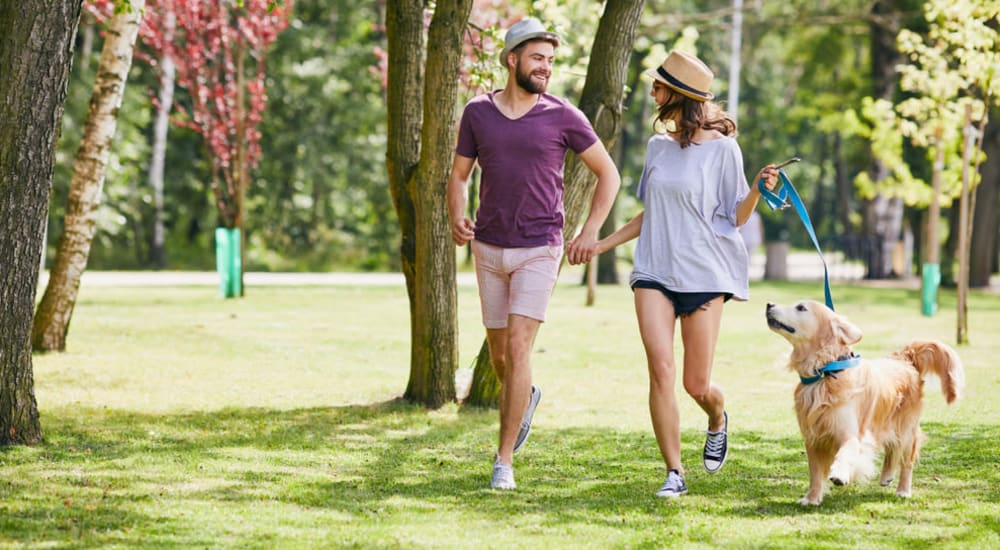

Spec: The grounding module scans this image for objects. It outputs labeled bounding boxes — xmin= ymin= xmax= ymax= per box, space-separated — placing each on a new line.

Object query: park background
xmin=2 ymin=0 xmax=1000 ymax=547
xmin=42 ymin=0 xmax=1000 ymax=284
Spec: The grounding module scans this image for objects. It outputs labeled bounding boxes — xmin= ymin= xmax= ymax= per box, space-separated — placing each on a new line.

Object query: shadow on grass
xmin=1 ymin=402 xmax=997 ymax=547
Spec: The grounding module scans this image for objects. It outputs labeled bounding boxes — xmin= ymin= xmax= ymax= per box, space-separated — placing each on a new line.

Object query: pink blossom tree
xmin=138 ymin=0 xmax=292 ymax=295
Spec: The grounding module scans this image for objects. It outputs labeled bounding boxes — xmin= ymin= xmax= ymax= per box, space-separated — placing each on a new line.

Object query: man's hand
xmin=451 ymin=217 xmax=475 ymax=246
xmin=566 ymin=231 xmax=599 ymax=265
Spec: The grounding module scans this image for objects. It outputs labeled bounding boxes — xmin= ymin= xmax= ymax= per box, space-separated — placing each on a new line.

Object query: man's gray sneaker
xmin=655 ymin=469 xmax=688 ymax=498
xmin=513 ymin=385 xmax=542 ymax=453
xmin=490 ymin=456 xmax=516 ymax=490
xmin=703 ymin=411 xmax=728 ymax=473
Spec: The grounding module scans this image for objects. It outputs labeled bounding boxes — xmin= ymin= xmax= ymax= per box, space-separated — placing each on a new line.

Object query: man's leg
xmin=496 ymin=314 xmax=541 ymax=465
xmin=485 ymin=326 xmax=509 ymax=446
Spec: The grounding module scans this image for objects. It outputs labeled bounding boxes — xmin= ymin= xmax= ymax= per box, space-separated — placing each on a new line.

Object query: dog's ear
xmin=831 ymin=313 xmax=862 ymax=346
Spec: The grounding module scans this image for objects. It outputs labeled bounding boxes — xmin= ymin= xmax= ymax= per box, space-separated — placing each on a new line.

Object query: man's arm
xmin=447 ymin=153 xmax=477 ymax=246
xmin=565 ymin=141 xmax=621 ymax=266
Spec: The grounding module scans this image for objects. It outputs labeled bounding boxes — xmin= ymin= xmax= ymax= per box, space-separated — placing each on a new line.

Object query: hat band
xmin=656 ymin=66 xmax=710 ymax=99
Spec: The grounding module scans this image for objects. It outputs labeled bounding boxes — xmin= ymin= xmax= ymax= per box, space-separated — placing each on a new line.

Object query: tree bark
xmin=32 ymin=1 xmax=145 ymax=352
xmin=386 ymin=0 xmax=473 ymax=408
xmin=0 ymin=0 xmax=83 ymax=445
xmin=467 ymin=0 xmax=645 ymax=407
xmin=150 ymin=12 xmax=177 ymax=270
xmin=385 ymin=0 xmax=423 ymax=404
xmin=970 ymin=110 xmax=999 ymax=288
xmin=596 ymin=199 xmax=620 ymax=284
xmin=403 ymin=0 xmax=473 ymax=407
xmin=833 ymin=131 xmax=852 ymax=236
xmin=561 ymin=1 xmax=644 ymax=238
xmin=862 ymin=0 xmax=906 ymax=279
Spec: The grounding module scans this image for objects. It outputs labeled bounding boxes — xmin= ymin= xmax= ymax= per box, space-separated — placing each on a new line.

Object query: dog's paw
xmin=798 ymin=496 xmax=821 ymax=506
xmin=895 ymin=489 xmax=911 ymax=498
xmin=829 ymin=475 xmax=847 ymax=486
xmin=879 ymin=477 xmax=894 ymax=487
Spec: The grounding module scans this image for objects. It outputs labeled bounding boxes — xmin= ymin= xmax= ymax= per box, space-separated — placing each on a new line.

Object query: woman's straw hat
xmin=644 ymin=50 xmax=714 ymax=102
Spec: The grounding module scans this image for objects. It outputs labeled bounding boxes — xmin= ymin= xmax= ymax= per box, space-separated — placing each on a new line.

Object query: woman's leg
xmin=634 ymin=288 xmax=682 ymax=474
xmin=679 ymin=297 xmax=726 ymax=431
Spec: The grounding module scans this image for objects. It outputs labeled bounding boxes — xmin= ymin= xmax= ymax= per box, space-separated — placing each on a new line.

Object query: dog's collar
xmin=800 ymin=353 xmax=861 ymax=385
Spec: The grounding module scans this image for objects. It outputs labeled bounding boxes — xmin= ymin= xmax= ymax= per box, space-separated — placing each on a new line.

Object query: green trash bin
xmin=215 ymin=227 xmax=242 ymax=298
xmin=921 ymin=262 xmax=940 ymax=316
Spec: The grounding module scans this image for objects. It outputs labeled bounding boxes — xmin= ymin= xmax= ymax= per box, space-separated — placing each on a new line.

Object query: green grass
xmin=3 ymin=277 xmax=999 ymax=548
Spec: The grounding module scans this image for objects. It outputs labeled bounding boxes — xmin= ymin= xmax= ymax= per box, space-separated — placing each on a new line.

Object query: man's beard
xmin=515 ymin=61 xmax=549 ymax=94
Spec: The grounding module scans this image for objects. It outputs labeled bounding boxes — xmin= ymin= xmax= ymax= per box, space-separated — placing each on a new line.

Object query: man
xmin=447 ymin=18 xmax=620 ymax=490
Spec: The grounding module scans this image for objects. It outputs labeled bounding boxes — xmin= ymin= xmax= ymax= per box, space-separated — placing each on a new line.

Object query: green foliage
xmin=5 ymin=279 xmax=999 ymax=546
xmin=252 ymin=0 xmax=396 ymax=271
xmin=46 ymin=1 xmax=998 ymax=271
xmin=850 ymin=0 xmax=999 ymax=207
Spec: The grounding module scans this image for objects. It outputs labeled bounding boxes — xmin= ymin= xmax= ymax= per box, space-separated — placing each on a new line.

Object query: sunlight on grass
xmin=2 ymin=279 xmax=998 ymax=547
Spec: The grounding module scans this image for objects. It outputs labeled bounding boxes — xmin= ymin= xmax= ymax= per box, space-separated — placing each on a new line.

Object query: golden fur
xmin=765 ymin=300 xmax=964 ymax=505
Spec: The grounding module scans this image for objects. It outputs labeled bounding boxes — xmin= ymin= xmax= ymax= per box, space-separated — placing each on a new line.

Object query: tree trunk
xmin=0 ymin=0 xmax=82 ymax=445
xmin=833 ymin=131 xmax=852 ymax=236
xmin=386 ymin=0 xmax=472 ymax=408
xmin=402 ymin=0 xmax=473 ymax=407
xmin=970 ymin=110 xmax=999 ymax=288
xmin=467 ymin=340 xmax=499 ymax=408
xmin=385 ymin=0 xmax=423 ymax=409
xmin=862 ymin=0 xmax=905 ymax=280
xmin=32 ymin=1 xmax=144 ymax=352
xmin=561 ymin=1 xmax=644 ymax=238
xmin=596 ymin=198 xmax=620 ymax=284
xmin=942 ymin=203 xmax=959 ymax=287
xmin=955 ymin=106 xmax=974 ymax=344
xmin=149 ymin=12 xmax=176 ymax=270
xmin=467 ymin=0 xmax=645 ymax=407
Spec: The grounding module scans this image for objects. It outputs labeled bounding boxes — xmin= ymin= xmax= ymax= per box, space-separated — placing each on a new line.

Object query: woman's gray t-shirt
xmin=629 ymin=134 xmax=752 ymax=301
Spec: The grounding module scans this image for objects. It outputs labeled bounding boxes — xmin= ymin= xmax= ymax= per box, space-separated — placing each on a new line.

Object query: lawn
xmin=2 ymin=275 xmax=998 ymax=548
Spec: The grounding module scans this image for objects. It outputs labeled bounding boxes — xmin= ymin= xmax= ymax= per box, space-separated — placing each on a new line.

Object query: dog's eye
xmin=795 ymin=304 xmax=808 ymax=312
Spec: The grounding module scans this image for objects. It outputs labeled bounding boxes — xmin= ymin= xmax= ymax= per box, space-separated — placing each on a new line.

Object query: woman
xmin=576 ymin=50 xmax=777 ymax=497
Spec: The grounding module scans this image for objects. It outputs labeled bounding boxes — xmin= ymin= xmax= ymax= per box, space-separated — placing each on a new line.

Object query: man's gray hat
xmin=499 ymin=18 xmax=560 ymax=65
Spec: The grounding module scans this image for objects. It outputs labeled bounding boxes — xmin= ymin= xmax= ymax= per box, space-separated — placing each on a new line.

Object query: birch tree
xmin=32 ymin=0 xmax=146 ymax=352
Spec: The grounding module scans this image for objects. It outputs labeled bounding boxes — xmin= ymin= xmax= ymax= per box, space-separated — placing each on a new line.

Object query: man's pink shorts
xmin=471 ymin=240 xmax=562 ymax=329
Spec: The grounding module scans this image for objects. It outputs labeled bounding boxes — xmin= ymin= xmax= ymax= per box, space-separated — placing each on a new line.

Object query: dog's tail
xmin=897 ymin=340 xmax=965 ymax=404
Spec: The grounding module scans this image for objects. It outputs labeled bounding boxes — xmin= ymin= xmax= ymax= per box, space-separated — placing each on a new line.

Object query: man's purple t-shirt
xmin=455 ymin=91 xmax=599 ymax=247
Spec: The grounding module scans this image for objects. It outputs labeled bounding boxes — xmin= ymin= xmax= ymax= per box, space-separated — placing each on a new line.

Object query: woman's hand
xmin=755 ymin=165 xmax=779 ymax=192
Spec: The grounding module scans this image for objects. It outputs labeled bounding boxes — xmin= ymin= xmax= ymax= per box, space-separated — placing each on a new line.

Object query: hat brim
xmin=643 ymin=67 xmax=714 ymax=102
xmin=499 ymin=31 xmax=561 ymax=64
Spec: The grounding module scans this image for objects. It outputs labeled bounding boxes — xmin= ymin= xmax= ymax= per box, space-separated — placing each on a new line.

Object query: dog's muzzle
xmin=766 ymin=303 xmax=796 ymax=333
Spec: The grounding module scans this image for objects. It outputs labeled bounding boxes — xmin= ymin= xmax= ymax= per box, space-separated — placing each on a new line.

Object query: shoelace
xmin=705 ymin=433 xmax=725 ymax=456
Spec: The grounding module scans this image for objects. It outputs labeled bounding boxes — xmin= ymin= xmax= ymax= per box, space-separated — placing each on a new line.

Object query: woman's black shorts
xmin=630 ymin=279 xmax=732 ymax=317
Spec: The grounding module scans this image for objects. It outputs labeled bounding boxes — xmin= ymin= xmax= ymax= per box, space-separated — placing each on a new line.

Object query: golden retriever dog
xmin=765 ymin=300 xmax=964 ymax=506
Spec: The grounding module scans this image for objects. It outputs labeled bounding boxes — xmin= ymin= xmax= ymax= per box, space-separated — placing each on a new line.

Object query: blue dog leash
xmin=757 ymin=169 xmax=835 ymax=311
xmin=758 ymin=162 xmax=854 ymax=383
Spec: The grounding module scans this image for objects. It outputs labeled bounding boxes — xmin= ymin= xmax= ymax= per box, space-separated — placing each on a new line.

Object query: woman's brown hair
xmin=654 ymin=93 xmax=736 ymax=148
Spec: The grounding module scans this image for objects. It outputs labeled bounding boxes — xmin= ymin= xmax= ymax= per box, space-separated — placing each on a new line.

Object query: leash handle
xmin=757 ymin=170 xmax=835 ymax=311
